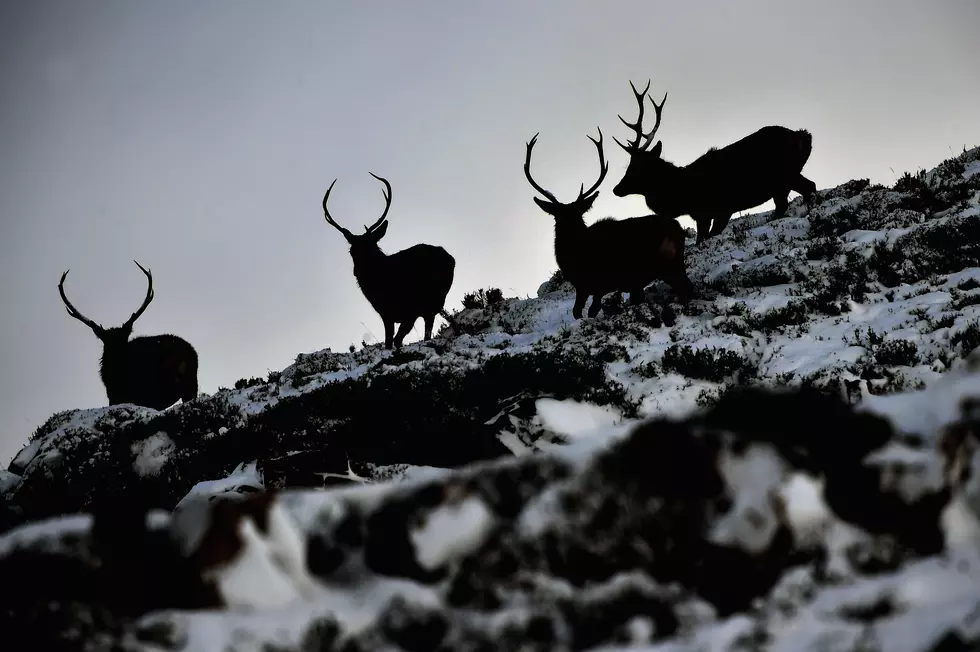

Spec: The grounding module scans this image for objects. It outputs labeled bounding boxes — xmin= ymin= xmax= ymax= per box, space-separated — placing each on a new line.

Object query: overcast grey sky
xmin=1 ymin=0 xmax=978 ymax=463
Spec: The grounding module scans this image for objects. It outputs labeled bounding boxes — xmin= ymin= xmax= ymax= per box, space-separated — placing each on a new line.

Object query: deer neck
xmin=99 ymin=344 xmax=130 ymax=385
xmin=350 ymin=247 xmax=390 ymax=290
xmin=643 ymin=161 xmax=685 ymax=217
xmin=553 ymin=220 xmax=590 ymax=272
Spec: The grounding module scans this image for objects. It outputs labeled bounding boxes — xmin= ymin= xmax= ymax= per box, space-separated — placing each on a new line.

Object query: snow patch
xmin=410 ymin=492 xmax=496 ymax=571
xmin=131 ymin=431 xmax=175 ymax=477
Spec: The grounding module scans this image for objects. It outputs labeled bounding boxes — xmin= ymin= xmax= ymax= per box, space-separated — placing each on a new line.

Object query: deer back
xmin=352 ymin=243 xmax=456 ymax=319
xmin=101 ymin=334 xmax=199 ymax=409
xmin=557 ymin=214 xmax=684 ymax=294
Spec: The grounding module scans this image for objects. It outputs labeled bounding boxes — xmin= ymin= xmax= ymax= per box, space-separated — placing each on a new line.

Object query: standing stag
xmin=58 ymin=261 xmax=199 ymax=409
xmin=611 ymin=80 xmax=818 ymax=244
xmin=524 ymin=127 xmax=694 ymax=319
xmin=321 ymin=173 xmax=456 ymax=349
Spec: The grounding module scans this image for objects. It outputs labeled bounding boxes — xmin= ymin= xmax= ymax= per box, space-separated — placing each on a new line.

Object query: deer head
xmin=611 ymin=79 xmax=669 ymax=198
xmin=524 ymin=127 xmax=609 ymax=222
xmin=58 ymin=260 xmax=155 ymax=347
xmin=321 ymin=173 xmax=393 ymax=254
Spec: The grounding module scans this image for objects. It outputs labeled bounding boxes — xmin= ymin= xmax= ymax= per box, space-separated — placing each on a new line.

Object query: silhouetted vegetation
xmin=661 ymin=345 xmax=758 ymax=383
xmin=462 ymin=287 xmax=505 ymax=310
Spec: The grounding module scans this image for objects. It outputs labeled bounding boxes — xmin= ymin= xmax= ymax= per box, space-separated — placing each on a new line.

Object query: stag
xmin=321 ymin=173 xmax=456 ymax=349
xmin=58 ymin=261 xmax=199 ymax=410
xmin=612 ymin=80 xmax=818 ymax=244
xmin=524 ymin=127 xmax=694 ymax=319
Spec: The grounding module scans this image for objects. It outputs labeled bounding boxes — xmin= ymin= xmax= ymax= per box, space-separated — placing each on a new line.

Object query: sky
xmin=1 ymin=0 xmax=978 ymax=463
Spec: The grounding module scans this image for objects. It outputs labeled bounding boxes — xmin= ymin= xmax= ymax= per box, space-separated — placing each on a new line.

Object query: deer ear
xmin=533 ymin=197 xmax=557 ymax=215
xmin=370 ymin=221 xmax=389 ymax=241
xmin=651 ymin=141 xmax=663 ymax=158
xmin=581 ymin=193 xmax=599 ymax=212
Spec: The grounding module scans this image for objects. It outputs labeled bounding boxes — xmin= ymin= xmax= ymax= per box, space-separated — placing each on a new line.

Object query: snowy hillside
xmin=2 ymin=145 xmax=980 ymax=651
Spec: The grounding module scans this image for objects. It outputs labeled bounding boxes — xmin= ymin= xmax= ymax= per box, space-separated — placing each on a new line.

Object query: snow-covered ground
xmin=2 ymin=146 xmax=980 ymax=651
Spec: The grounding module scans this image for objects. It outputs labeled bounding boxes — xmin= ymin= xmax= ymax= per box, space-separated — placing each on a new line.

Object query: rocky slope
xmin=1 ymin=145 xmax=980 ymax=651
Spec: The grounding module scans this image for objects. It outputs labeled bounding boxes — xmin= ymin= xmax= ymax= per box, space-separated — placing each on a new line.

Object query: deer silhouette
xmin=58 ymin=261 xmax=198 ymax=409
xmin=524 ymin=127 xmax=693 ymax=319
xmin=612 ymin=80 xmax=817 ymax=244
xmin=321 ymin=173 xmax=456 ymax=349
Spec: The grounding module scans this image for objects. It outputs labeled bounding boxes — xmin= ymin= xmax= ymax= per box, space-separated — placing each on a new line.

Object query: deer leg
xmin=694 ymin=215 xmax=711 ymax=245
xmin=708 ymin=213 xmax=733 ymax=238
xmin=572 ymin=288 xmax=588 ymax=319
xmin=383 ymin=319 xmax=395 ymax=350
xmin=670 ymin=270 xmax=695 ymax=305
xmin=392 ymin=319 xmax=415 ymax=349
xmin=772 ymin=191 xmax=790 ymax=220
xmin=793 ymin=174 xmax=818 ymax=206
xmin=423 ymin=314 xmax=435 ymax=340
xmin=587 ymin=295 xmax=603 ymax=318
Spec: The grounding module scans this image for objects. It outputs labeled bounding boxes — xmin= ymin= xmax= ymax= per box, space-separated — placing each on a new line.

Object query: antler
xmin=613 ymin=79 xmax=668 ymax=153
xmin=524 ymin=130 xmax=608 ymax=205
xmin=523 ymin=133 xmax=560 ymax=204
xmin=575 ymin=127 xmax=609 ymax=201
xmin=122 ymin=260 xmax=155 ymax=329
xmin=363 ymin=172 xmax=392 ymax=233
xmin=58 ymin=270 xmax=105 ymax=335
xmin=321 ymin=179 xmax=353 ymax=236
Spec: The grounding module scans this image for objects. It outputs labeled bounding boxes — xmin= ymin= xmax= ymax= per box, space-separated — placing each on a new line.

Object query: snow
xmin=174 ymin=459 xmax=264 ymax=510
xmin=858 ymin=354 xmax=980 ymax=438
xmin=707 ymin=442 xmax=789 ymax=554
xmin=534 ymin=397 xmax=626 ymax=441
xmin=3 ymin=144 xmax=980 ymax=650
xmin=0 ymin=513 xmax=92 ymax=557
xmin=9 ymin=403 xmax=158 ymax=477
xmin=409 ymin=492 xmax=496 ymax=571
xmin=774 ymin=472 xmax=834 ymax=548
xmin=203 ymin=498 xmax=321 ymax=610
xmin=0 ymin=468 xmax=20 ymax=494
xmin=206 ymin=515 xmax=311 ymax=610
xmin=131 ymin=431 xmax=175 ymax=477
xmin=160 ymin=577 xmax=444 ymax=652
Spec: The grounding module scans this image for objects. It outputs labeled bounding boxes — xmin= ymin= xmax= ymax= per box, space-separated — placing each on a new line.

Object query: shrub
xmin=935 ymin=155 xmax=967 ymax=178
xmin=823 ymin=178 xmax=871 ymax=202
xmin=373 ymin=348 xmax=428 ymax=368
xmin=809 ymin=204 xmax=859 ymax=240
xmin=920 ymin=312 xmax=958 ymax=333
xmin=716 ymin=318 xmax=752 ymax=337
xmin=733 ymin=263 xmax=795 ymax=288
xmin=745 ymin=301 xmax=809 ymax=332
xmin=868 ymin=200 xmax=980 ymax=288
xmin=798 ymin=250 xmax=872 ymax=315
xmin=462 ymin=287 xmax=505 ymax=310
xmin=848 ymin=327 xmax=885 ymax=349
xmin=601 ymin=292 xmax=625 ymax=316
xmin=9 ymin=340 xmax=644 ymax=530
xmin=632 ymin=360 xmax=661 ymax=379
xmin=891 ymin=183 xmax=941 ymax=215
xmin=952 ymin=323 xmax=980 ymax=356
xmin=893 ymin=170 xmax=928 ymax=194
xmin=234 ymin=376 xmax=265 ymax=390
xmin=950 ymin=291 xmax=980 ymax=312
xmin=806 ymin=237 xmax=843 ymax=261
xmin=661 ymin=345 xmax=758 ymax=383
xmin=874 ymin=340 xmax=920 ymax=367
xmin=28 ymin=409 xmax=76 ymax=443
